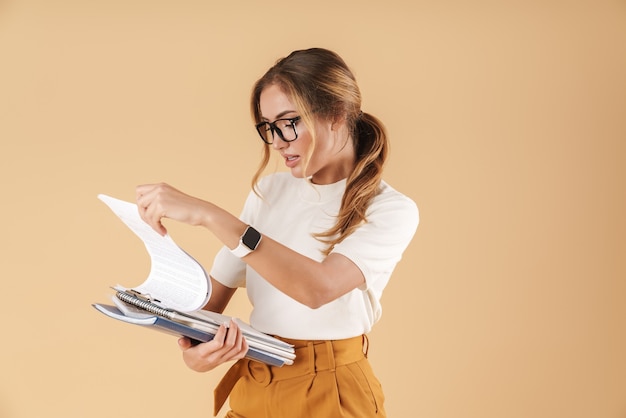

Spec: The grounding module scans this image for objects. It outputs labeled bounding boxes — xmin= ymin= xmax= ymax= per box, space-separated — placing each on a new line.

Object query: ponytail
xmin=314 ymin=112 xmax=388 ymax=255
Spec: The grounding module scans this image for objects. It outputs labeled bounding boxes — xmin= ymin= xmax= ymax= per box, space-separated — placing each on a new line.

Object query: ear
xmin=330 ymin=113 xmax=348 ymax=131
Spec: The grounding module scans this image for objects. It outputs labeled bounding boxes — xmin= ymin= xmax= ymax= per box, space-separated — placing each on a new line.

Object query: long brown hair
xmin=250 ymin=48 xmax=389 ymax=255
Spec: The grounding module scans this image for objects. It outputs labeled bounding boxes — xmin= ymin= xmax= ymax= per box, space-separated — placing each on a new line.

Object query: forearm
xmin=201 ymin=203 xmax=364 ymax=308
xmin=136 ymin=183 xmax=364 ymax=308
xmin=246 ymin=241 xmax=347 ymax=308
xmin=246 ymin=244 xmax=362 ymax=308
xmin=203 ymin=277 xmax=236 ymax=314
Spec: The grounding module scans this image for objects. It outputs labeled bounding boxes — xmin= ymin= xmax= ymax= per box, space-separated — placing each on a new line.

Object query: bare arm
xmin=136 ymin=183 xmax=364 ymax=309
xmin=204 ymin=277 xmax=237 ymax=314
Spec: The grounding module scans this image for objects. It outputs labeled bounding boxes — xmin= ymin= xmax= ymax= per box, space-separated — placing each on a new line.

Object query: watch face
xmin=242 ymin=227 xmax=261 ymax=250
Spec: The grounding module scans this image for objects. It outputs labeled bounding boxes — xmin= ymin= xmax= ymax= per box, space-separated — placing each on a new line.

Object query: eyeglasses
xmin=255 ymin=116 xmax=301 ymax=144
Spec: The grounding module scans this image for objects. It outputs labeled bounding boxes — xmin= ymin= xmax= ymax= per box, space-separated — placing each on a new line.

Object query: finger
xmin=213 ymin=322 xmax=228 ymax=344
xmin=234 ymin=337 xmax=249 ymax=360
xmin=178 ymin=337 xmax=192 ymax=351
xmin=226 ymin=329 xmax=249 ymax=362
xmin=222 ymin=321 xmax=247 ymax=356
xmin=184 ymin=324 xmax=230 ymax=369
xmin=144 ymin=205 xmax=168 ymax=235
xmin=135 ymin=183 xmax=155 ymax=197
xmin=224 ymin=320 xmax=239 ymax=346
xmin=136 ymin=184 xmax=159 ymax=208
xmin=201 ymin=322 xmax=242 ymax=360
xmin=136 ymin=189 xmax=168 ymax=236
xmin=136 ymin=183 xmax=168 ymax=209
xmin=182 ymin=324 xmax=247 ymax=371
xmin=191 ymin=323 xmax=228 ymax=357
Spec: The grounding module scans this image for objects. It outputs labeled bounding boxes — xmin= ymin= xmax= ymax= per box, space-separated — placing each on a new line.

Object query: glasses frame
xmin=255 ymin=116 xmax=301 ymax=144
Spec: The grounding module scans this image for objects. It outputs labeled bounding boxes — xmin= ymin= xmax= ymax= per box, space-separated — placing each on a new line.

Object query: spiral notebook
xmin=92 ymin=194 xmax=295 ymax=367
xmin=93 ymin=288 xmax=295 ymax=366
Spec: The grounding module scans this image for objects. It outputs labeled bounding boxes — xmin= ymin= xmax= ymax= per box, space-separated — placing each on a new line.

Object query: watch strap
xmin=230 ymin=226 xmax=262 ymax=258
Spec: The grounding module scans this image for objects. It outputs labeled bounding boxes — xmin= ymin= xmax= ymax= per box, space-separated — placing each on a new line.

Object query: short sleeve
xmin=208 ymin=188 xmax=263 ymax=288
xmin=331 ymin=189 xmax=419 ymax=291
xmin=209 ymin=245 xmax=247 ymax=288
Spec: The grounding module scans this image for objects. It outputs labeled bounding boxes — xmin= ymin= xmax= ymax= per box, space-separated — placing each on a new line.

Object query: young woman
xmin=136 ymin=47 xmax=419 ymax=418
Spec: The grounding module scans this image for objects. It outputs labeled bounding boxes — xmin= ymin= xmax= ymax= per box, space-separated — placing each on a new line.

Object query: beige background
xmin=1 ymin=1 xmax=625 ymax=417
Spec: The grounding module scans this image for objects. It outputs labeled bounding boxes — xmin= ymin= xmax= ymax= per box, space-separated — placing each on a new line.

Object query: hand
xmin=135 ymin=183 xmax=209 ymax=235
xmin=178 ymin=320 xmax=249 ymax=373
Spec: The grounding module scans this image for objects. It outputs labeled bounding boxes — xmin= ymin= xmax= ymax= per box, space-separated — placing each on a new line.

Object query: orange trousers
xmin=214 ymin=335 xmax=386 ymax=418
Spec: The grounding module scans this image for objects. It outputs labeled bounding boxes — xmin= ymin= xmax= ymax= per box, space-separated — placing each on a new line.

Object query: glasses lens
xmin=256 ymin=122 xmax=273 ymax=143
xmin=274 ymin=119 xmax=297 ymax=141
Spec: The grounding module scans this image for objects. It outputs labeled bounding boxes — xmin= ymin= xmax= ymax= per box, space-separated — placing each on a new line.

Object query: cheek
xmin=294 ymin=133 xmax=313 ymax=156
xmin=309 ymin=134 xmax=335 ymax=162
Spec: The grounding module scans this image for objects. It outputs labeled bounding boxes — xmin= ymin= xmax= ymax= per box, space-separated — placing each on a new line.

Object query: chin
xmin=289 ymin=168 xmax=306 ymax=178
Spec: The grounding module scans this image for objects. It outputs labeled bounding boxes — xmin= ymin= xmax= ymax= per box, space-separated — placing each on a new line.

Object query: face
xmin=258 ymin=84 xmax=355 ymax=185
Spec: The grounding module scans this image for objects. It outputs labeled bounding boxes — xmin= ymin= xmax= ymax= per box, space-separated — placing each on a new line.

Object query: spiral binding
xmin=116 ymin=291 xmax=174 ymax=319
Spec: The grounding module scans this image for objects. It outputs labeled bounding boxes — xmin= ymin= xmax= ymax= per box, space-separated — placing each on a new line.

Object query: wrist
xmin=230 ymin=225 xmax=262 ymax=258
xmin=196 ymin=201 xmax=218 ymax=229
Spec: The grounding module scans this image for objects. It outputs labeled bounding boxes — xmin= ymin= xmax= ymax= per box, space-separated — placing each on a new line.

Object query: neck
xmin=310 ymin=140 xmax=356 ymax=184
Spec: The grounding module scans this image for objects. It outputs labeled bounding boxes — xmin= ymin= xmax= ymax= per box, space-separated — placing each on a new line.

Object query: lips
xmin=282 ymin=154 xmax=299 ymax=168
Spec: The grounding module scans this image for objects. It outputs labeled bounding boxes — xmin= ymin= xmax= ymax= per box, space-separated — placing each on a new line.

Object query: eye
xmin=275 ymin=119 xmax=292 ymax=129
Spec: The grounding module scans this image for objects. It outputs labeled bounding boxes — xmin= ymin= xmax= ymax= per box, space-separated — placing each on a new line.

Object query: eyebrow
xmin=261 ymin=110 xmax=298 ymax=122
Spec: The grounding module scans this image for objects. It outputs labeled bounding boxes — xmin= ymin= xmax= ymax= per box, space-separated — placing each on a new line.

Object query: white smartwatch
xmin=230 ymin=225 xmax=262 ymax=258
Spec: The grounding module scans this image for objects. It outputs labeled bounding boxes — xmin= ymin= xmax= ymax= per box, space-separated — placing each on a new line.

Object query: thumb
xmin=178 ymin=337 xmax=192 ymax=350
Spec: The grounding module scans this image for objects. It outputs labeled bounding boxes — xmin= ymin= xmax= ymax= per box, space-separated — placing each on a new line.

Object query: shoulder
xmin=363 ymin=180 xmax=420 ymax=235
xmin=371 ymin=181 xmax=419 ymax=218
xmin=240 ymin=173 xmax=298 ymax=222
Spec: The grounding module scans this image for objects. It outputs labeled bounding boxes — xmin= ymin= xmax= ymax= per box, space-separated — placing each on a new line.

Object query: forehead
xmin=259 ymin=84 xmax=297 ymax=120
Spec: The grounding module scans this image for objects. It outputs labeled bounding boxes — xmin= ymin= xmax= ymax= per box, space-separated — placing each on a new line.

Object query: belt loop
xmin=362 ymin=334 xmax=369 ymax=357
xmin=307 ymin=341 xmax=315 ymax=375
xmin=326 ymin=340 xmax=336 ymax=372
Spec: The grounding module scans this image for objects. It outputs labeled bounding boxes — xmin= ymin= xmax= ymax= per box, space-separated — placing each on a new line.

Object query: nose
xmin=271 ymin=136 xmax=288 ymax=150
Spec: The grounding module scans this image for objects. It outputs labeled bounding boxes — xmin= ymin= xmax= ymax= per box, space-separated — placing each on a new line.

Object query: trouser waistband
xmin=213 ymin=335 xmax=368 ymax=416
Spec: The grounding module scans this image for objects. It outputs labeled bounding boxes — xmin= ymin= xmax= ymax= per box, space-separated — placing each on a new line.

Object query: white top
xmin=210 ymin=172 xmax=419 ymax=340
